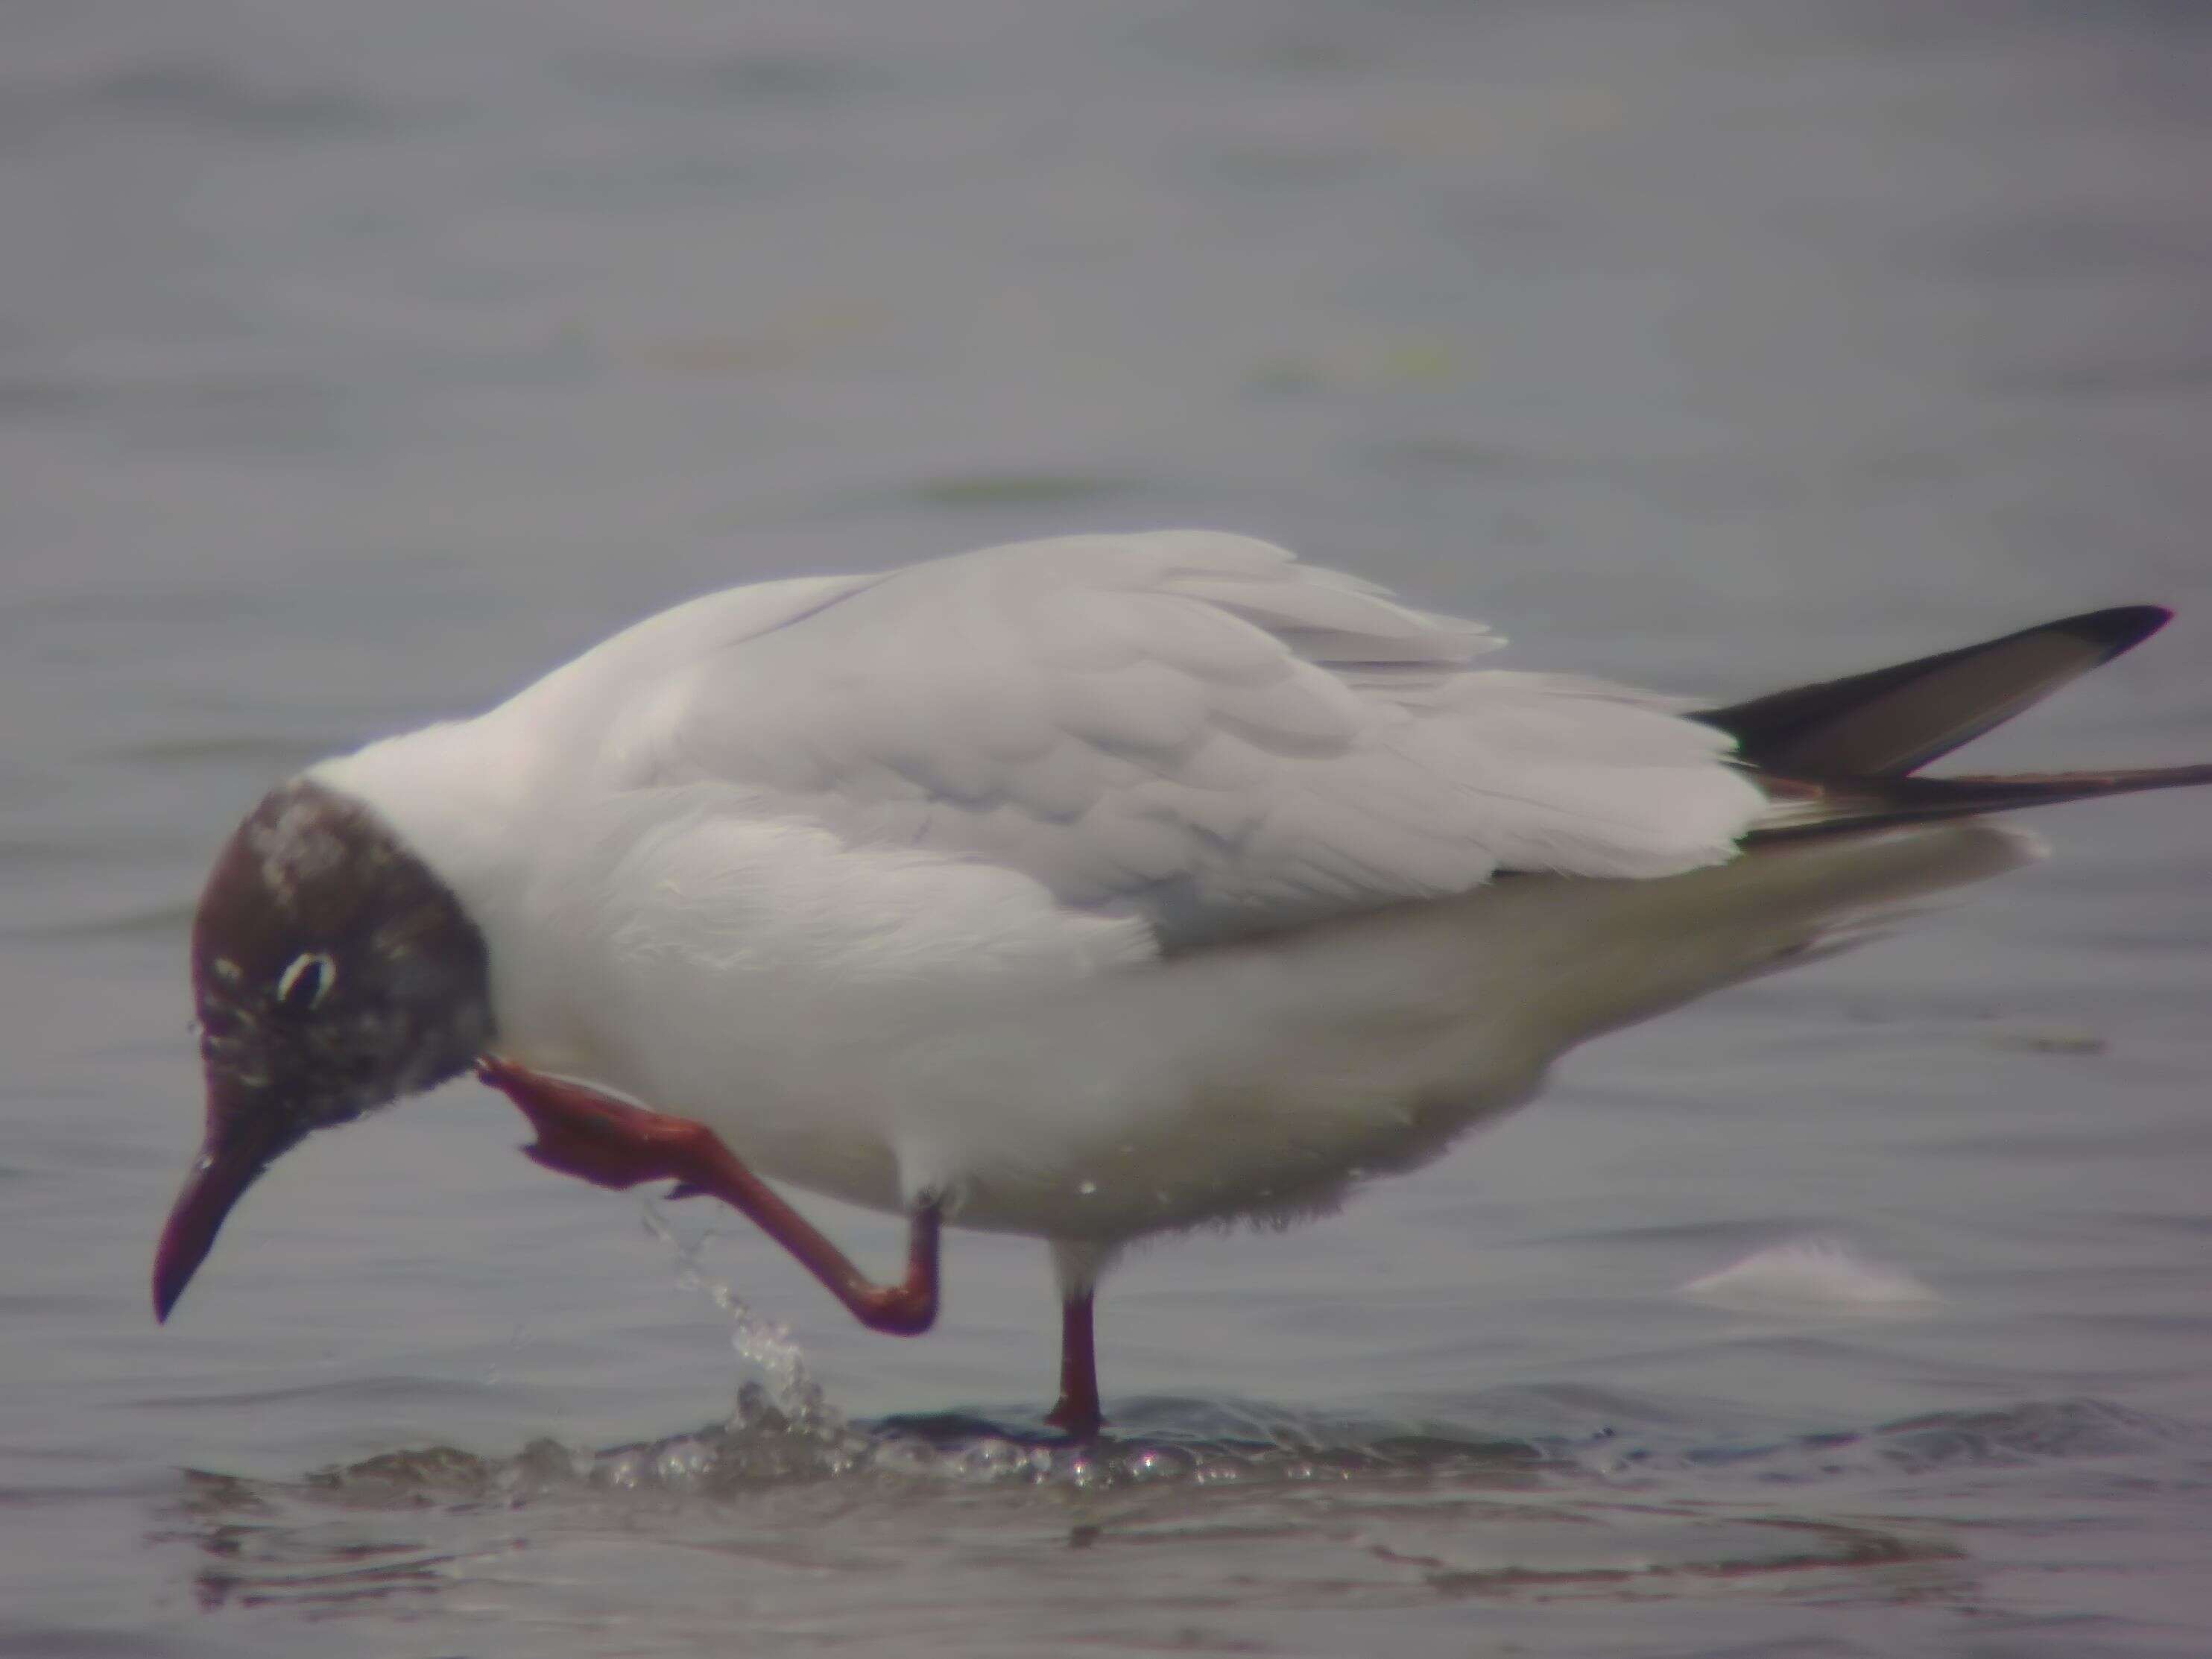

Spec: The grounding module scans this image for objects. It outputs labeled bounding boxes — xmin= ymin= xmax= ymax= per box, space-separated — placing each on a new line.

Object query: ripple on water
xmin=140 ymin=1206 xmax=2212 ymax=1631
xmin=145 ymin=1388 xmax=2212 ymax=1630
xmin=151 ymin=1406 xmax=1973 ymax=1628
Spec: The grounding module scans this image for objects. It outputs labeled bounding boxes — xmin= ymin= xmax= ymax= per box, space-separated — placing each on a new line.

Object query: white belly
xmin=490 ymin=835 xmax=1561 ymax=1242
xmin=489 ymin=805 xmax=2030 ymax=1248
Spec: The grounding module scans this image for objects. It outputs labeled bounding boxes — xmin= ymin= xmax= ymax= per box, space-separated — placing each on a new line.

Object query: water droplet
xmin=1076 ymin=1179 xmax=1099 ymax=1196
xmin=1129 ymin=1448 xmax=1186 ymax=1482
xmin=596 ymin=1451 xmax=644 ymax=1491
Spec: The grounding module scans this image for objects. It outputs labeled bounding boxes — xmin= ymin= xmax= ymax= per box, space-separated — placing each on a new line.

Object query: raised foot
xmin=473 ymin=1055 xmax=942 ymax=1339
xmin=475 ymin=1056 xmax=705 ymax=1192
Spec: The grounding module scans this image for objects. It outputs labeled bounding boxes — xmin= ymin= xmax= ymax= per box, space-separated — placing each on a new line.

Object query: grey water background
xmin=4 ymin=0 xmax=2211 ymax=1652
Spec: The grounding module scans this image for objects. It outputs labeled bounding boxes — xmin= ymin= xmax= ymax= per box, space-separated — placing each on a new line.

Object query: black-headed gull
xmin=153 ymin=532 xmax=2210 ymax=1434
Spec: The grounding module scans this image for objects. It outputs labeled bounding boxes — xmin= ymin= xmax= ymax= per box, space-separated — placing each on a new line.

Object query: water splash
xmin=286 ymin=1404 xmax=1549 ymax=1511
xmin=636 ymin=1198 xmax=841 ymax=1436
xmin=238 ymin=1392 xmax=2202 ymax=1525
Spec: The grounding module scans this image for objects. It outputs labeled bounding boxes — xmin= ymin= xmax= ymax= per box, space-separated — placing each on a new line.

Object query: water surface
xmin=4 ymin=1 xmax=2210 ymax=1654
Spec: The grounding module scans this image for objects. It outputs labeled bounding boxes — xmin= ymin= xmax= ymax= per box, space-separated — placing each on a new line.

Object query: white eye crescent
xmin=276 ymin=952 xmax=337 ymax=1011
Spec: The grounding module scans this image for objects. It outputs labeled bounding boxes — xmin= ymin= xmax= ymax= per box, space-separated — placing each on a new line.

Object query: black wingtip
xmin=1704 ymin=602 xmax=2184 ymax=779
xmin=2053 ymin=604 xmax=2172 ymax=663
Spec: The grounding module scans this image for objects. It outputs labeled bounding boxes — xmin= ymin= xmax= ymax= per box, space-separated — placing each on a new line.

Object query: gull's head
xmin=153 ymin=778 xmax=493 ymax=1321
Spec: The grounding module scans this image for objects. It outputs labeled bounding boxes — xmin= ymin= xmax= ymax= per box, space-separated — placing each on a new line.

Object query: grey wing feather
xmin=609 ymin=533 xmax=1766 ymax=946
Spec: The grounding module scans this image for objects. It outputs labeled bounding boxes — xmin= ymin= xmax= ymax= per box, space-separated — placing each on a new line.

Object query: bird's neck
xmin=308 ymin=717 xmax=535 ymax=911
xmin=304 ymin=712 xmax=633 ymax=1081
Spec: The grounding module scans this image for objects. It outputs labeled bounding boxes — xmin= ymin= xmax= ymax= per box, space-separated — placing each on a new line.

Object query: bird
xmin=152 ymin=531 xmax=2211 ymax=1435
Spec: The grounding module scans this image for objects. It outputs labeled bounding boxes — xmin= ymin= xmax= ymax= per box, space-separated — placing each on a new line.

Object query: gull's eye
xmin=274 ymin=952 xmax=337 ymax=1014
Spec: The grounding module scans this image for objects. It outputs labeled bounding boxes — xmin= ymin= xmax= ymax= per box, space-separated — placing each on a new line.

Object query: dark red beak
xmin=151 ymin=1110 xmax=293 ymax=1322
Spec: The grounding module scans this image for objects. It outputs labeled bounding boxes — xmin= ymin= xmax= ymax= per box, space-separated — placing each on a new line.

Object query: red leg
xmin=477 ymin=1058 xmax=938 ymax=1336
xmin=1043 ymin=1288 xmax=1102 ymax=1437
